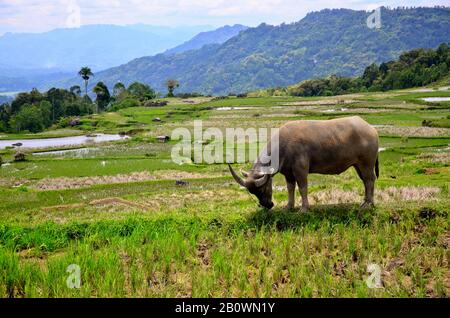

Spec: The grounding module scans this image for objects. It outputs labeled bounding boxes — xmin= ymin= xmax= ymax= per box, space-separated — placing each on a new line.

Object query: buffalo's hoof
xmin=300 ymin=206 xmax=310 ymax=213
xmin=284 ymin=205 xmax=295 ymax=211
xmin=360 ymin=202 xmax=374 ymax=209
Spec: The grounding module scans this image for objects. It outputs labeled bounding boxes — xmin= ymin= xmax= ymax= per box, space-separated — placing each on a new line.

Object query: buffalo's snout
xmin=260 ymin=201 xmax=274 ymax=210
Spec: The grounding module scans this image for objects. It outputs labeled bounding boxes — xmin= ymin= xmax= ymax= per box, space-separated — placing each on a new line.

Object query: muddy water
xmin=0 ymin=134 xmax=128 ymax=150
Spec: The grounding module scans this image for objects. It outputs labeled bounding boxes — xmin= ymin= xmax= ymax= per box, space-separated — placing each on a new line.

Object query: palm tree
xmin=78 ymin=67 xmax=94 ymax=96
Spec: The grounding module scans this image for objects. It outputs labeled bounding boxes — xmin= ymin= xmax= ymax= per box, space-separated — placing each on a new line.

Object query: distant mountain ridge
xmin=65 ymin=7 xmax=449 ymax=95
xmin=0 ymin=24 xmax=212 ymax=72
xmin=0 ymin=24 xmax=214 ymax=92
xmin=165 ymin=24 xmax=248 ymax=55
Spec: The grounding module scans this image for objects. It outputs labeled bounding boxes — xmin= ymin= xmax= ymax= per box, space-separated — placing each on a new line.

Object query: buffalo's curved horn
xmin=254 ymin=174 xmax=269 ymax=188
xmin=229 ymin=164 xmax=247 ymax=188
xmin=240 ymin=170 xmax=249 ymax=178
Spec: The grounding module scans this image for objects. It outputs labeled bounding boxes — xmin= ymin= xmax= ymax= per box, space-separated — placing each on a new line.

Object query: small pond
xmin=0 ymin=134 xmax=128 ymax=150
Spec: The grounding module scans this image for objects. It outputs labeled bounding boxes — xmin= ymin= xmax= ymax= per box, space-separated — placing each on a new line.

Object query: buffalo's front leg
xmin=286 ymin=178 xmax=296 ymax=210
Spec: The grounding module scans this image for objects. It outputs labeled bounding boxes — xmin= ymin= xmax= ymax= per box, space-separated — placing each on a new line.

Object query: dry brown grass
xmin=135 ymin=189 xmax=245 ymax=210
xmin=35 ymin=172 xmax=157 ymax=190
xmin=283 ymin=99 xmax=358 ymax=106
xmin=377 ymin=187 xmax=441 ymax=202
xmin=376 ymin=126 xmax=450 ymax=137
xmin=307 ymin=186 xmax=441 ymax=205
xmin=416 ymin=152 xmax=450 ymax=164
xmin=42 ymin=203 xmax=86 ymax=212
xmin=89 ymin=197 xmax=150 ymax=210
xmin=34 ymin=170 xmax=222 ymax=190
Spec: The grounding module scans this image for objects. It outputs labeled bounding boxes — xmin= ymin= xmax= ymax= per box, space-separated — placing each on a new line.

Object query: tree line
xmin=0 ymin=67 xmax=180 ymax=133
xmin=254 ymin=43 xmax=450 ymax=97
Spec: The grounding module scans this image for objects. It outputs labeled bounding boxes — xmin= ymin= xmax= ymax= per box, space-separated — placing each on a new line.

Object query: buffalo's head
xmin=228 ymin=164 xmax=274 ymax=209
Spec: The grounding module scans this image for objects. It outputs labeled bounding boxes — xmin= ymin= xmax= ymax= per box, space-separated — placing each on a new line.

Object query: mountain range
xmin=0 ymin=24 xmax=216 ymax=92
xmin=59 ymin=7 xmax=449 ymax=95
xmin=165 ymin=24 xmax=248 ymax=55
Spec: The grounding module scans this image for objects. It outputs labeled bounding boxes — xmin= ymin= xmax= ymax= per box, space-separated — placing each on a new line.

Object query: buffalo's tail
xmin=375 ymin=156 xmax=379 ymax=179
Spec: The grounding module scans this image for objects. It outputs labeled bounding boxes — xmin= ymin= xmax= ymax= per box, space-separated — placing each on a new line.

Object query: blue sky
xmin=0 ymin=0 xmax=448 ymax=35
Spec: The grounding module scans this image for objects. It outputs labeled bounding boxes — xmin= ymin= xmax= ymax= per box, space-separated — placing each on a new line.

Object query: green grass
xmin=0 ymin=202 xmax=448 ymax=297
xmin=0 ymin=87 xmax=449 ymax=298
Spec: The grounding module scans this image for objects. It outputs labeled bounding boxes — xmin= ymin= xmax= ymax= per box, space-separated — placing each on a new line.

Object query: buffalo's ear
xmin=229 ymin=164 xmax=247 ymax=188
xmin=254 ymin=174 xmax=270 ymax=188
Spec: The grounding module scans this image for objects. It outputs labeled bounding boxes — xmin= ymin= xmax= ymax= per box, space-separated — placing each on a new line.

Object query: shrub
xmin=110 ymin=98 xmax=140 ymax=111
xmin=211 ymin=96 xmax=229 ymax=101
xmin=58 ymin=117 xmax=81 ymax=128
xmin=144 ymin=101 xmax=168 ymax=107
xmin=14 ymin=152 xmax=26 ymax=162
xmin=175 ymin=92 xmax=204 ymax=98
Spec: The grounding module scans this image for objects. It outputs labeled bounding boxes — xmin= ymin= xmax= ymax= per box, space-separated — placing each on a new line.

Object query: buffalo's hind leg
xmin=354 ymin=164 xmax=376 ymax=208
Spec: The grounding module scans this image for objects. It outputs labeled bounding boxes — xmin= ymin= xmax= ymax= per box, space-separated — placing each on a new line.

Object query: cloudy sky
xmin=0 ymin=0 xmax=448 ymax=35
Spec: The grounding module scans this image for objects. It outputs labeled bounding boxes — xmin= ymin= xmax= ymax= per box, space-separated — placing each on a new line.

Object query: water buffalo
xmin=229 ymin=116 xmax=379 ymax=211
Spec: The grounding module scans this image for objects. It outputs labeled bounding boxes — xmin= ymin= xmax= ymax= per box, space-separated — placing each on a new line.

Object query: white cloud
xmin=0 ymin=0 xmax=448 ymax=35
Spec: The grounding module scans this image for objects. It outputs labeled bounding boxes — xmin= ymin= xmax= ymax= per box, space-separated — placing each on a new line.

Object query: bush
xmin=144 ymin=101 xmax=168 ymax=107
xmin=57 ymin=117 xmax=81 ymax=128
xmin=211 ymin=96 xmax=229 ymax=101
xmin=175 ymin=92 xmax=204 ymax=98
xmin=14 ymin=152 xmax=26 ymax=162
xmin=422 ymin=119 xmax=450 ymax=128
xmin=110 ymin=98 xmax=140 ymax=111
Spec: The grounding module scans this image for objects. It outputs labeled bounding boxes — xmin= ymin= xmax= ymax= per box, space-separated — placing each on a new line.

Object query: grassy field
xmin=0 ymin=88 xmax=449 ymax=298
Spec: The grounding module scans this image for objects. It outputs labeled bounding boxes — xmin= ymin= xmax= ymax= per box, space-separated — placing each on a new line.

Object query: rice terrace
xmin=1 ymin=86 xmax=449 ymax=298
xmin=0 ymin=4 xmax=449 ymax=301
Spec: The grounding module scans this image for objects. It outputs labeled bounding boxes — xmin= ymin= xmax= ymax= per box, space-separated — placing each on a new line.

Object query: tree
xmin=165 ymin=79 xmax=179 ymax=97
xmin=362 ymin=63 xmax=380 ymax=88
xmin=46 ymin=88 xmax=74 ymax=122
xmin=112 ymin=82 xmax=127 ymax=103
xmin=70 ymin=85 xmax=82 ymax=97
xmin=127 ymin=82 xmax=156 ymax=101
xmin=65 ymin=99 xmax=94 ymax=116
xmin=78 ymin=67 xmax=94 ymax=96
xmin=0 ymin=103 xmax=11 ymax=132
xmin=9 ymin=104 xmax=47 ymax=133
xmin=11 ymin=88 xmax=44 ymax=114
xmin=113 ymin=82 xmax=126 ymax=97
xmin=93 ymin=82 xmax=111 ymax=112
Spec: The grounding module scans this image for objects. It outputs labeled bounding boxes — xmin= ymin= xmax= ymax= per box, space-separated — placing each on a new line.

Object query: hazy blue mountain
xmin=165 ymin=24 xmax=248 ymax=55
xmin=0 ymin=94 xmax=13 ymax=104
xmin=0 ymin=24 xmax=213 ymax=92
xmin=61 ymin=7 xmax=449 ymax=95
xmin=126 ymin=24 xmax=214 ymax=39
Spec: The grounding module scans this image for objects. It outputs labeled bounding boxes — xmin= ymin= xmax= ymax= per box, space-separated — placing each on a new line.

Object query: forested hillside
xmin=62 ymin=7 xmax=450 ymax=95
xmin=252 ymin=43 xmax=450 ymax=97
